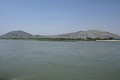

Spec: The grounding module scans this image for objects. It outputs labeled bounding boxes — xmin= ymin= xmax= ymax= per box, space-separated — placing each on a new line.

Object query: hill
xmin=0 ymin=30 xmax=34 ymax=38
xmin=0 ymin=30 xmax=46 ymax=38
xmin=51 ymin=30 xmax=120 ymax=39
xmin=0 ymin=30 xmax=120 ymax=40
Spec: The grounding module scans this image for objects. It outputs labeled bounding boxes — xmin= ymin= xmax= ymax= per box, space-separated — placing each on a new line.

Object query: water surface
xmin=0 ymin=40 xmax=120 ymax=80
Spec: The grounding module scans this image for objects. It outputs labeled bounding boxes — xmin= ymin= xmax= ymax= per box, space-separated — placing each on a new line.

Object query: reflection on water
xmin=0 ymin=40 xmax=120 ymax=80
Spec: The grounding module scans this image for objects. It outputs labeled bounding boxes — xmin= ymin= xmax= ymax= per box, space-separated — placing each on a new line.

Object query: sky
xmin=0 ymin=0 xmax=120 ymax=35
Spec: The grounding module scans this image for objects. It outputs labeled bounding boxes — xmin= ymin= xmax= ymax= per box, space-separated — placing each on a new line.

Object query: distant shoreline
xmin=96 ymin=40 xmax=120 ymax=42
xmin=0 ymin=38 xmax=120 ymax=42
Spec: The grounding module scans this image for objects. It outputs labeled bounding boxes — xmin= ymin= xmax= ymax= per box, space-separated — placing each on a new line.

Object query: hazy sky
xmin=0 ymin=0 xmax=120 ymax=35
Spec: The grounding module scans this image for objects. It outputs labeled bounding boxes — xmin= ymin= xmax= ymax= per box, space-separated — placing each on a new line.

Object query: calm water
xmin=0 ymin=40 xmax=120 ymax=80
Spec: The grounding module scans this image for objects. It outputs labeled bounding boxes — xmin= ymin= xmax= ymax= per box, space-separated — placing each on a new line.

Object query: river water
xmin=0 ymin=40 xmax=120 ymax=80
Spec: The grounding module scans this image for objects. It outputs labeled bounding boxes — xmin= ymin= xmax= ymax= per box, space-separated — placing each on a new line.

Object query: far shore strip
xmin=96 ymin=40 xmax=120 ymax=42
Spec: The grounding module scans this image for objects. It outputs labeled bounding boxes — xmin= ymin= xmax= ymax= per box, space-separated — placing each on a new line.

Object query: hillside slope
xmin=52 ymin=30 xmax=120 ymax=39
xmin=0 ymin=30 xmax=34 ymax=38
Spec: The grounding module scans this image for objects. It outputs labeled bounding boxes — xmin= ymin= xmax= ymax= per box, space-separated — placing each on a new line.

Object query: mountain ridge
xmin=51 ymin=30 xmax=120 ymax=39
xmin=0 ymin=30 xmax=120 ymax=39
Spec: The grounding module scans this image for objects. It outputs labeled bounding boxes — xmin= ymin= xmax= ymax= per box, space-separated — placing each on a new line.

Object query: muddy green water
xmin=0 ymin=40 xmax=120 ymax=80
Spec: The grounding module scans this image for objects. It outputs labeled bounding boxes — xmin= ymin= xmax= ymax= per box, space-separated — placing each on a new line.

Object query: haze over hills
xmin=0 ymin=30 xmax=120 ymax=39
